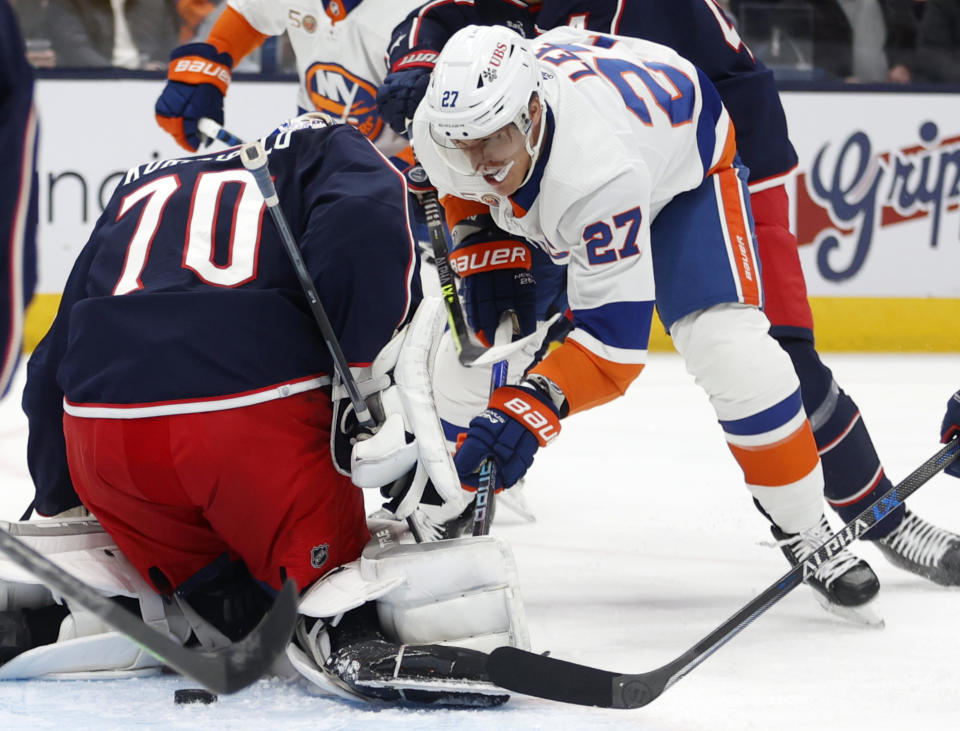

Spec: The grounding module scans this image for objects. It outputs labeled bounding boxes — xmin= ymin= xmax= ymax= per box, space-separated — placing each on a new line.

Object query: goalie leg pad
xmin=0 ymin=520 xmax=192 ymax=679
xmin=364 ymin=534 xmax=530 ymax=653
xmin=289 ymin=525 xmax=528 ymax=704
xmin=298 ymin=518 xmax=529 ymax=653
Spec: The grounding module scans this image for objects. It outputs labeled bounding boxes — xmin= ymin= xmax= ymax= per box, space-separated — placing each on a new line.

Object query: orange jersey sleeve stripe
xmin=727 ymin=421 xmax=820 ymax=487
xmin=207 ymin=5 xmax=268 ymax=64
xmin=531 ymin=339 xmax=644 ymax=414
xmin=706 ymin=119 xmax=738 ymax=177
xmin=440 ymin=195 xmax=488 ymax=229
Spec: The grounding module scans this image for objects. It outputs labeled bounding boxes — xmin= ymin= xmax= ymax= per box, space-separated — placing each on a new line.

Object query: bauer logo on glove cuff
xmin=392 ymin=51 xmax=439 ymax=72
xmin=170 ymin=58 xmax=232 ymax=93
xmin=490 ymin=388 xmax=561 ymax=447
xmin=450 ymin=240 xmax=532 ymax=276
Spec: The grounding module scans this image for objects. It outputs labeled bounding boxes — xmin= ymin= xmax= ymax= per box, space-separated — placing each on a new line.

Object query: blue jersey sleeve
xmin=0 ymin=0 xmax=38 ymax=398
xmin=537 ymin=0 xmax=798 ymax=182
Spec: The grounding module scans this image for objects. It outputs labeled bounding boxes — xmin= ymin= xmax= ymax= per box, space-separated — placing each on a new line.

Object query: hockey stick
xmin=405 ymin=165 xmax=487 ymax=366
xmin=0 ymin=527 xmax=297 ymax=694
xmin=240 ymin=140 xmax=375 ymax=428
xmin=487 ymin=439 xmax=960 ymax=708
xmin=198 ymin=117 xmax=244 ymax=147
xmin=472 ymin=317 xmax=513 ymax=536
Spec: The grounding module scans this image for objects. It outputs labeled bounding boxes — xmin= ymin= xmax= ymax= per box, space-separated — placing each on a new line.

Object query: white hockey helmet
xmin=422 ymin=24 xmax=546 ymax=182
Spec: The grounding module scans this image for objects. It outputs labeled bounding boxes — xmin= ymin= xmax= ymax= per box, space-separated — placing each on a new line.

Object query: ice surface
xmin=1 ymin=352 xmax=959 ymax=729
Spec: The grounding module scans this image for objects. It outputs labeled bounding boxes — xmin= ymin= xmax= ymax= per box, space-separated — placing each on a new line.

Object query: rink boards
xmin=23 ymin=76 xmax=960 ymax=351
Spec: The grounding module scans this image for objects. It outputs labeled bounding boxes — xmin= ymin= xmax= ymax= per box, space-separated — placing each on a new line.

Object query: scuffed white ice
xmin=1 ymin=353 xmax=959 ymax=730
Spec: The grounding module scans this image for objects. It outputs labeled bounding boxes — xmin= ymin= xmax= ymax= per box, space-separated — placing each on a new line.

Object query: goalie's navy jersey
xmin=388 ymin=0 xmax=796 ymax=184
xmin=28 ymin=122 xmax=419 ymax=414
xmin=24 ymin=122 xmax=419 ymax=511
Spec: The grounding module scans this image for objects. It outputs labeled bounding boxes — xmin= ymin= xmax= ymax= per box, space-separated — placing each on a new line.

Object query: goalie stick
xmin=486 ymin=439 xmax=960 ymax=709
xmin=240 ymin=139 xmax=375 ymax=428
xmin=0 ymin=527 xmax=298 ymax=694
xmin=405 ymin=165 xmax=487 ymax=366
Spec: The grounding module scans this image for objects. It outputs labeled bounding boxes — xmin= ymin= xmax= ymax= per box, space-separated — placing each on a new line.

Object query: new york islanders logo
xmin=305 ymin=62 xmax=383 ymax=141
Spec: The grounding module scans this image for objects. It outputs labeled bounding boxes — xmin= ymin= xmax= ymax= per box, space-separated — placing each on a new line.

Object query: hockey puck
xmin=174 ymin=688 xmax=218 ymax=705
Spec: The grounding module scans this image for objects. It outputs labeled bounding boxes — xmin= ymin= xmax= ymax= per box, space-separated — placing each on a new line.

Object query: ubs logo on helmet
xmin=305 ymin=62 xmax=383 ymax=141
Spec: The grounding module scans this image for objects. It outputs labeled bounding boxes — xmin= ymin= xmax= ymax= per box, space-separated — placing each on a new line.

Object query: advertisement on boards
xmin=25 ymin=79 xmax=960 ymax=349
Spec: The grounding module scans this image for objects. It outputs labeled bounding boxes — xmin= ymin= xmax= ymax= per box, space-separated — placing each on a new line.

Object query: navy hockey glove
xmin=155 ymin=43 xmax=233 ymax=152
xmin=449 ymin=239 xmax=537 ymax=346
xmin=940 ymin=390 xmax=960 ymax=477
xmin=377 ymin=66 xmax=433 ymax=137
xmin=454 ymin=383 xmax=561 ymax=491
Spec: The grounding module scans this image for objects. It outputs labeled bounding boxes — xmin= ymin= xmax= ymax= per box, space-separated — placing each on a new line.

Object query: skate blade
xmin=812 ymin=593 xmax=885 ymax=628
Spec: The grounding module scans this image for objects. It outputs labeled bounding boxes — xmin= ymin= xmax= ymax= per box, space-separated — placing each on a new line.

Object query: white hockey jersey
xmin=230 ymin=0 xmax=424 ymax=155
xmin=412 ymin=26 xmax=736 ymax=370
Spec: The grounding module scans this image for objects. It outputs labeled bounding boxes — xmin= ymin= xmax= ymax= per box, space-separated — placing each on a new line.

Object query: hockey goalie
xmin=4 ymin=114 xmax=528 ymax=706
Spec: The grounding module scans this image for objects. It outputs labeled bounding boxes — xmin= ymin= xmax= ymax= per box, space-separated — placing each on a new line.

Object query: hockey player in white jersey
xmin=412 ymin=24 xmax=880 ymax=616
xmin=155 ymin=0 xmax=425 ymax=157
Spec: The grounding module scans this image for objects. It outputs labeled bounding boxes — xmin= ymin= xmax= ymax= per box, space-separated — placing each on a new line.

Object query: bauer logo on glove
xmin=454 ymin=382 xmax=562 ymax=491
xmin=490 ymin=389 xmax=560 ymax=446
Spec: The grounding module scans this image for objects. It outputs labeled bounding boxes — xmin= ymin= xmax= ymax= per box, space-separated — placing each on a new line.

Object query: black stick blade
xmin=200 ymin=578 xmax=299 ymax=693
xmin=488 ymin=646 xmax=619 ymax=707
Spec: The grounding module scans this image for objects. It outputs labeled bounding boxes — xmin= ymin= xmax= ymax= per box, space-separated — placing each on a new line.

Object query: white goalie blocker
xmin=0 ymin=517 xmax=190 ymax=680
xmin=334 ymin=296 xmax=466 ymax=522
xmin=344 ymin=295 xmax=554 ymax=524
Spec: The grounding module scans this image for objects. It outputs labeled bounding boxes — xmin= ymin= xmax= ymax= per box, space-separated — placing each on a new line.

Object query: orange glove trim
xmin=449 ymin=240 xmax=532 ymax=277
xmin=155 ymin=113 xmax=193 ymax=151
xmin=488 ymin=386 xmax=561 ymax=448
xmin=167 ymin=56 xmax=232 ymax=94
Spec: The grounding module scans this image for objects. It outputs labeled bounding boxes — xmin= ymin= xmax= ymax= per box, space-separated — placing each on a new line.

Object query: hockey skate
xmin=291 ymin=603 xmax=509 ymax=707
xmin=874 ymin=508 xmax=960 ymax=586
xmin=771 ymin=514 xmax=883 ymax=626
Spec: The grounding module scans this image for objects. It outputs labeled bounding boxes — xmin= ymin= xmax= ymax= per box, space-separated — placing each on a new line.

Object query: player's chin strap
xmin=517 ymin=94 xmax=548 ymax=189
